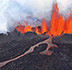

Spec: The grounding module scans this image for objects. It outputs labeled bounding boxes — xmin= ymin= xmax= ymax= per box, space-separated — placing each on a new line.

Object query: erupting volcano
xmin=0 ymin=1 xmax=72 ymax=70
xmin=16 ymin=3 xmax=72 ymax=36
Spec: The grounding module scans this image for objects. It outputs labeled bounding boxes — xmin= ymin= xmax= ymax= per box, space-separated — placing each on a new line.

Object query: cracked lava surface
xmin=0 ymin=36 xmax=58 ymax=68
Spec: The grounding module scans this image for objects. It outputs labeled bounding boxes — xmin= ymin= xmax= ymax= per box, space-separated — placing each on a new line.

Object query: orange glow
xmin=41 ymin=18 xmax=48 ymax=34
xmin=16 ymin=22 xmax=32 ymax=34
xmin=48 ymin=3 xmax=65 ymax=36
xmin=64 ymin=13 xmax=72 ymax=34
xmin=24 ymin=24 xmax=32 ymax=33
xmin=35 ymin=26 xmax=41 ymax=34
xmin=16 ymin=22 xmax=24 ymax=34
xmin=15 ymin=2 xmax=72 ymax=36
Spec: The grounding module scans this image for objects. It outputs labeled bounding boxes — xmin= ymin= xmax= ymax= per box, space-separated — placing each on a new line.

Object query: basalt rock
xmin=53 ymin=33 xmax=72 ymax=45
xmin=0 ymin=31 xmax=48 ymax=62
xmin=0 ymin=31 xmax=72 ymax=70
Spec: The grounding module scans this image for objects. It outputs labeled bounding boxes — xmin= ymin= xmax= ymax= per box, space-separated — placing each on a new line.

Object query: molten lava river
xmin=0 ymin=2 xmax=72 ymax=68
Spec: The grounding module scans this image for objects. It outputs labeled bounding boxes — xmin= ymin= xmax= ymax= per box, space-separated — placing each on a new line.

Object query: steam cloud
xmin=0 ymin=0 xmax=72 ymax=33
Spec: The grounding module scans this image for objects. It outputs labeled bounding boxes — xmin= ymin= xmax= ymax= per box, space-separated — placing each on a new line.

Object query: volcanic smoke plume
xmin=13 ymin=2 xmax=72 ymax=36
xmin=0 ymin=0 xmax=72 ymax=33
xmin=0 ymin=1 xmax=72 ymax=70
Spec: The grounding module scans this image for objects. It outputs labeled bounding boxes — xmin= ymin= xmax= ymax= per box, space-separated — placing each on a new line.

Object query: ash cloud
xmin=0 ymin=0 xmax=72 ymax=33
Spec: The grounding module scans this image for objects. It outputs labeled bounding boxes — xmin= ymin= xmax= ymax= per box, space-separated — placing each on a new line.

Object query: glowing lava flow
xmin=0 ymin=36 xmax=58 ymax=68
xmin=0 ymin=2 xmax=72 ymax=69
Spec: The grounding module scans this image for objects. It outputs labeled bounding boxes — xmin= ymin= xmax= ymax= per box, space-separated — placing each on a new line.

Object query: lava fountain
xmin=15 ymin=2 xmax=72 ymax=36
xmin=0 ymin=2 xmax=72 ymax=68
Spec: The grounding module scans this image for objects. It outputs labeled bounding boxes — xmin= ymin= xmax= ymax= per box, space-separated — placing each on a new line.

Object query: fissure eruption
xmin=0 ymin=1 xmax=72 ymax=69
xmin=16 ymin=3 xmax=72 ymax=36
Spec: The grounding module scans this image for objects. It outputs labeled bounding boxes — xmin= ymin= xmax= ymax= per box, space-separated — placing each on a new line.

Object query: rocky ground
xmin=0 ymin=30 xmax=72 ymax=70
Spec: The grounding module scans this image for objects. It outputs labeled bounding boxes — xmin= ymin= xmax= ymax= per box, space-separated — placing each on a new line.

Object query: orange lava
xmin=24 ymin=24 xmax=32 ymax=33
xmin=48 ymin=3 xmax=65 ymax=36
xmin=35 ymin=26 xmax=41 ymax=34
xmin=16 ymin=22 xmax=25 ymax=34
xmin=16 ymin=2 xmax=72 ymax=36
xmin=41 ymin=18 xmax=48 ymax=34
xmin=64 ymin=13 xmax=72 ymax=34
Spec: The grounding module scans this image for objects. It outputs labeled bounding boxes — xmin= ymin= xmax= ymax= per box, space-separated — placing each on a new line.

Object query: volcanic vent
xmin=0 ymin=2 xmax=72 ymax=70
xmin=15 ymin=2 xmax=72 ymax=36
